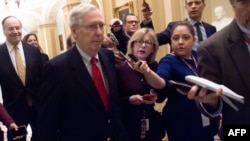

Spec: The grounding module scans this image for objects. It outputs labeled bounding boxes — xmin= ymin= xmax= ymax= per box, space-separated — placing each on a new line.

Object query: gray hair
xmin=69 ymin=4 xmax=99 ymax=28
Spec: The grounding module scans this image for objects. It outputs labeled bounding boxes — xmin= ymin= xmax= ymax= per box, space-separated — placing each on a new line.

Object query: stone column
xmin=37 ymin=24 xmax=59 ymax=58
xmin=62 ymin=0 xmax=81 ymax=38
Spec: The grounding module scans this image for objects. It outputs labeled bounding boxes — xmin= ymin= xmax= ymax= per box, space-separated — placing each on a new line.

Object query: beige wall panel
xmin=38 ymin=24 xmax=59 ymax=58
xmin=62 ymin=2 xmax=81 ymax=37
xmin=207 ymin=0 xmax=233 ymax=23
xmin=114 ymin=0 xmax=131 ymax=7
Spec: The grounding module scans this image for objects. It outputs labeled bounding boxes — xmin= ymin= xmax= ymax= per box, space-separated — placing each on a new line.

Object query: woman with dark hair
xmin=23 ymin=33 xmax=49 ymax=65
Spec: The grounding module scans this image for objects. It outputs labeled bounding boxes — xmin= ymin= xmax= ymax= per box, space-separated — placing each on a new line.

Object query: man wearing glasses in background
xmin=113 ymin=13 xmax=154 ymax=54
xmin=104 ymin=3 xmax=154 ymax=64
xmin=188 ymin=0 xmax=250 ymax=140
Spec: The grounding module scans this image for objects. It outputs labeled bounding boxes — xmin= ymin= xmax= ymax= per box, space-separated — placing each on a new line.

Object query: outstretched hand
xmin=187 ymin=85 xmax=222 ymax=108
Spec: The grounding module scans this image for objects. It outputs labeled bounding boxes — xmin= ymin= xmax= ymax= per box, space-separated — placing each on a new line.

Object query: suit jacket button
xmin=108 ymin=119 xmax=111 ymax=123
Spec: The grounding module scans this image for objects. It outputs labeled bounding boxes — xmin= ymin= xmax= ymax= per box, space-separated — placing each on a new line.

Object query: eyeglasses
xmin=126 ymin=20 xmax=139 ymax=24
xmin=133 ymin=40 xmax=155 ymax=47
xmin=234 ymin=0 xmax=250 ymax=7
xmin=82 ymin=23 xmax=106 ymax=31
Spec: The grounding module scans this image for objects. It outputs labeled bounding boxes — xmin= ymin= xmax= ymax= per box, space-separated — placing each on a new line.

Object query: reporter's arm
xmin=133 ymin=61 xmax=166 ymax=89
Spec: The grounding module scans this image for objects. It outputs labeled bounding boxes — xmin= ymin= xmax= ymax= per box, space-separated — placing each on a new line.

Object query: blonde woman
xmin=116 ymin=28 xmax=165 ymax=141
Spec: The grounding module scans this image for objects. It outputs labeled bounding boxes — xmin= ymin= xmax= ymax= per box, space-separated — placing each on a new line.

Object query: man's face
xmin=123 ymin=15 xmax=139 ymax=35
xmin=3 ymin=17 xmax=22 ymax=46
xmin=71 ymin=9 xmax=105 ymax=55
xmin=233 ymin=0 xmax=250 ymax=29
xmin=185 ymin=0 xmax=205 ymax=21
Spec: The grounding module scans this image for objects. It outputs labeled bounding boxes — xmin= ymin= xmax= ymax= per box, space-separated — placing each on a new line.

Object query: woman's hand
xmin=9 ymin=123 xmax=25 ymax=140
xmin=132 ymin=61 xmax=152 ymax=75
xmin=129 ymin=94 xmax=156 ymax=105
xmin=9 ymin=123 xmax=18 ymax=131
xmin=129 ymin=94 xmax=144 ymax=105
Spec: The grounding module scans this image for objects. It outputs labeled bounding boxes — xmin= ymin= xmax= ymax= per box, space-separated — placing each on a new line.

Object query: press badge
xmin=201 ymin=114 xmax=210 ymax=127
xmin=141 ymin=118 xmax=149 ymax=139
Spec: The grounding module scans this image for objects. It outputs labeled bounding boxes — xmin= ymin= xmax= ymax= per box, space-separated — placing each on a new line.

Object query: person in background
xmin=116 ymin=28 xmax=165 ymax=141
xmin=132 ymin=21 xmax=219 ymax=141
xmin=187 ymin=0 xmax=250 ymax=140
xmin=66 ymin=34 xmax=76 ymax=50
xmin=0 ymin=104 xmax=20 ymax=141
xmin=37 ymin=4 xmax=128 ymax=141
xmin=110 ymin=1 xmax=154 ymax=54
xmin=23 ymin=33 xmax=49 ymax=65
xmin=157 ymin=0 xmax=216 ymax=51
xmin=0 ymin=16 xmax=43 ymax=141
xmin=104 ymin=1 xmax=154 ymax=65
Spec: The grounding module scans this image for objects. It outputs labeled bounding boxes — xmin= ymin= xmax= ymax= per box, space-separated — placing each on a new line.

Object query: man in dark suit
xmin=37 ymin=4 xmax=127 ymax=141
xmin=157 ymin=0 xmax=216 ymax=50
xmin=188 ymin=0 xmax=250 ymax=140
xmin=110 ymin=12 xmax=154 ymax=55
xmin=0 ymin=16 xmax=43 ymax=141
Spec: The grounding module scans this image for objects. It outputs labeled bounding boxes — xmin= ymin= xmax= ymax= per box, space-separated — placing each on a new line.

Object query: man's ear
xmin=70 ymin=28 xmax=77 ymax=39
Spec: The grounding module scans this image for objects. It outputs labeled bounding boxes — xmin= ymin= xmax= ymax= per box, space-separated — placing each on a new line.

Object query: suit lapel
xmin=69 ymin=48 xmax=107 ymax=112
xmin=98 ymin=50 xmax=115 ymax=110
xmin=0 ymin=44 xmax=21 ymax=84
xmin=202 ymin=22 xmax=215 ymax=37
xmin=226 ymin=21 xmax=250 ymax=92
xmin=23 ymin=43 xmax=31 ymax=85
xmin=97 ymin=49 xmax=117 ymax=111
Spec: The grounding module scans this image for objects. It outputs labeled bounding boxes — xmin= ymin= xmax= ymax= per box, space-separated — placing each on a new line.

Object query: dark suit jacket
xmin=0 ymin=103 xmax=14 ymax=127
xmin=0 ymin=42 xmax=43 ymax=125
xmin=41 ymin=53 xmax=49 ymax=65
xmin=37 ymin=47 xmax=128 ymax=141
xmin=198 ymin=20 xmax=250 ymax=125
xmin=157 ymin=20 xmax=216 ymax=46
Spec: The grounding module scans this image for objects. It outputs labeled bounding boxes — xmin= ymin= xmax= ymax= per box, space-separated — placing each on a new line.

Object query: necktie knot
xmin=195 ymin=22 xmax=201 ymax=26
xmin=91 ymin=57 xmax=97 ymax=64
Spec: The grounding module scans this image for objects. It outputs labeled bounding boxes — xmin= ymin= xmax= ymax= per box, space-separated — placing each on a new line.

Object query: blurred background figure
xmin=211 ymin=6 xmax=233 ymax=31
xmin=103 ymin=0 xmax=154 ymax=65
xmin=66 ymin=34 xmax=76 ymax=50
xmin=23 ymin=33 xmax=49 ymax=65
